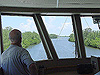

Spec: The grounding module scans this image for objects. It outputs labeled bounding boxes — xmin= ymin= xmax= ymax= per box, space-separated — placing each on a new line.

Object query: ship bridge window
xmin=42 ymin=16 xmax=76 ymax=58
xmin=81 ymin=16 xmax=100 ymax=57
xmin=1 ymin=15 xmax=48 ymax=61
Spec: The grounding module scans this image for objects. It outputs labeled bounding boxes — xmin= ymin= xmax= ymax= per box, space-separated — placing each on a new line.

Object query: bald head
xmin=9 ymin=29 xmax=22 ymax=43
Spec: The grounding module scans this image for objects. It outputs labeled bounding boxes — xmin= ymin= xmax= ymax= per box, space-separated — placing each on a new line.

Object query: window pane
xmin=81 ymin=16 xmax=100 ymax=57
xmin=1 ymin=15 xmax=47 ymax=61
xmin=42 ymin=16 xmax=75 ymax=58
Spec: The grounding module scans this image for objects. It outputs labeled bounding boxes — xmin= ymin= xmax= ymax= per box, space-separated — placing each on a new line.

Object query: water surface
xmin=27 ymin=37 xmax=100 ymax=61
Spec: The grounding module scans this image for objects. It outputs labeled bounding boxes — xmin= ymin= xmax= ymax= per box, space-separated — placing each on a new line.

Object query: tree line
xmin=68 ymin=28 xmax=100 ymax=49
xmin=3 ymin=27 xmax=58 ymax=51
xmin=49 ymin=34 xmax=58 ymax=39
xmin=3 ymin=27 xmax=41 ymax=51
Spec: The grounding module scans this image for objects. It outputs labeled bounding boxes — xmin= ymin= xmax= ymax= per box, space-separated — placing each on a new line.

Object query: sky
xmin=1 ymin=15 xmax=99 ymax=36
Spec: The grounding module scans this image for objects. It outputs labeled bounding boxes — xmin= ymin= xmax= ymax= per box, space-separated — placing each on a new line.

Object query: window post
xmin=33 ymin=14 xmax=59 ymax=60
xmin=72 ymin=15 xmax=86 ymax=58
xmin=0 ymin=13 xmax=3 ymax=54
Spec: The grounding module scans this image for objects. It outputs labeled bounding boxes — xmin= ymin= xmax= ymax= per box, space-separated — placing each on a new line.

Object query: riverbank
xmin=68 ymin=28 xmax=100 ymax=49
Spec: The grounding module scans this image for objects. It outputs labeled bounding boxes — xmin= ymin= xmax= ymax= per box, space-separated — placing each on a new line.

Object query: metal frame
xmin=71 ymin=15 xmax=80 ymax=58
xmin=33 ymin=14 xmax=58 ymax=60
xmin=0 ymin=13 xmax=3 ymax=54
xmin=72 ymin=14 xmax=86 ymax=58
xmin=1 ymin=6 xmax=100 ymax=14
xmin=33 ymin=14 xmax=52 ymax=59
xmin=0 ymin=14 xmax=3 ymax=75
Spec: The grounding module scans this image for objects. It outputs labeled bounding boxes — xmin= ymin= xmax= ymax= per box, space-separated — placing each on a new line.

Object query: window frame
xmin=0 ymin=14 xmax=86 ymax=60
xmin=1 ymin=7 xmax=100 ymax=60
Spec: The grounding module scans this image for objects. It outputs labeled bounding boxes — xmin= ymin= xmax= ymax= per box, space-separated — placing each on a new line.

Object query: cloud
xmin=42 ymin=16 xmax=56 ymax=24
xmin=18 ymin=19 xmax=37 ymax=32
xmin=41 ymin=16 xmax=57 ymax=32
xmin=42 ymin=16 xmax=73 ymax=36
xmin=91 ymin=24 xmax=99 ymax=30
xmin=49 ymin=16 xmax=56 ymax=22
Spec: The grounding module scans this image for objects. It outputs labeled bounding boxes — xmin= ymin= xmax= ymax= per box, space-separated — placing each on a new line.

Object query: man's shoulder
xmin=14 ymin=45 xmax=28 ymax=53
xmin=9 ymin=45 xmax=26 ymax=51
xmin=15 ymin=46 xmax=29 ymax=54
xmin=2 ymin=45 xmax=28 ymax=55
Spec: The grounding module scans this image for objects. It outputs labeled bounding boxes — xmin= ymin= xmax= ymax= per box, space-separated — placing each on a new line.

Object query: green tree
xmin=49 ymin=34 xmax=58 ymax=39
xmin=3 ymin=26 xmax=12 ymax=51
xmin=69 ymin=27 xmax=100 ymax=49
xmin=68 ymin=33 xmax=75 ymax=42
xmin=3 ymin=27 xmax=41 ymax=51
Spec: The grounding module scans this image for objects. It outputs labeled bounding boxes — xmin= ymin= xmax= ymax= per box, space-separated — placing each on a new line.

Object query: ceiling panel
xmin=0 ymin=0 xmax=100 ymax=8
xmin=59 ymin=0 xmax=100 ymax=8
xmin=0 ymin=0 xmax=57 ymax=8
xmin=59 ymin=0 xmax=100 ymax=3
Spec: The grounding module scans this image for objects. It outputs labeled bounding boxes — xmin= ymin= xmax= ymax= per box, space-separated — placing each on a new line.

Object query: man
xmin=1 ymin=29 xmax=38 ymax=75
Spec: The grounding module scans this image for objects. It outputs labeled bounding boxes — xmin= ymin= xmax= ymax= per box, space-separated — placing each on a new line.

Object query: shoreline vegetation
xmin=3 ymin=27 xmax=59 ymax=51
xmin=68 ymin=28 xmax=100 ymax=49
xmin=3 ymin=27 xmax=99 ymax=51
xmin=3 ymin=27 xmax=41 ymax=51
xmin=49 ymin=34 xmax=58 ymax=39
